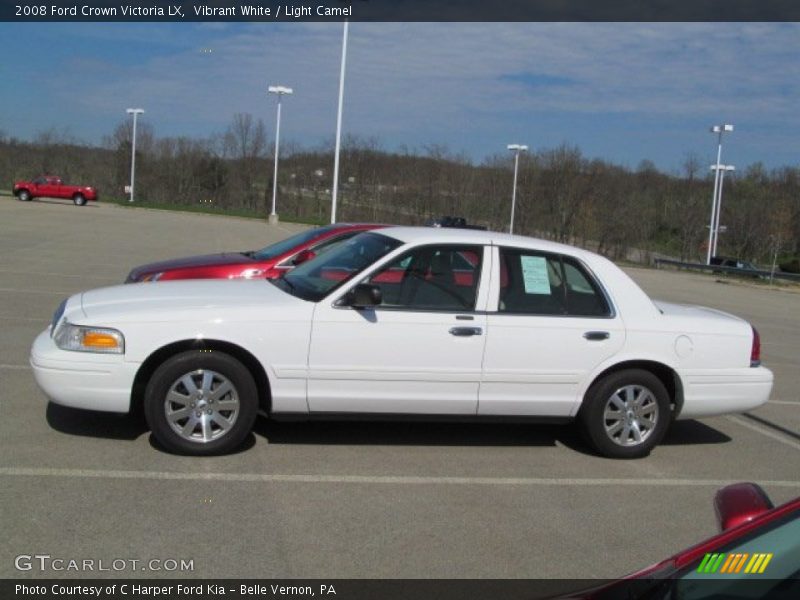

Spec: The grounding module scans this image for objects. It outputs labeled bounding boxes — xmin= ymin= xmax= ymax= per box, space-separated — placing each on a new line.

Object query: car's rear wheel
xmin=144 ymin=350 xmax=258 ymax=455
xmin=579 ymin=369 xmax=670 ymax=459
xmin=73 ymin=194 xmax=86 ymax=206
xmin=17 ymin=190 xmax=31 ymax=201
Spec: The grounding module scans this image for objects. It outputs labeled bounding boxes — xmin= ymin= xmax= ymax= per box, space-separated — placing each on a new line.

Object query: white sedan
xmin=30 ymin=227 xmax=773 ymax=458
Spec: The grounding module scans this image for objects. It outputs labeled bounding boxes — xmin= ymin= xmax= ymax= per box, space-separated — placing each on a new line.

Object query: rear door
xmin=479 ymin=246 xmax=625 ymax=417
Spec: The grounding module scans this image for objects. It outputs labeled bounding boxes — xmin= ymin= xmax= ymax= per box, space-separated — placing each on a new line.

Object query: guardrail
xmin=654 ymin=258 xmax=800 ymax=283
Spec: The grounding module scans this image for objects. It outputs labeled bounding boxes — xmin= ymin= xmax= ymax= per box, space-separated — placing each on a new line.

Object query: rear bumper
xmin=30 ymin=329 xmax=138 ymax=413
xmin=677 ymin=366 xmax=773 ymax=419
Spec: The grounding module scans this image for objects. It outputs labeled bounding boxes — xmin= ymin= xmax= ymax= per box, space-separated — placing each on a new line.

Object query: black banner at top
xmin=3 ymin=0 xmax=800 ymax=22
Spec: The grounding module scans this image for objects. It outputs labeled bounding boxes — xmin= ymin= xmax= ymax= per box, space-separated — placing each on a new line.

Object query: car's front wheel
xmin=17 ymin=190 xmax=31 ymax=201
xmin=579 ymin=369 xmax=670 ymax=459
xmin=73 ymin=194 xmax=87 ymax=206
xmin=144 ymin=350 xmax=258 ymax=455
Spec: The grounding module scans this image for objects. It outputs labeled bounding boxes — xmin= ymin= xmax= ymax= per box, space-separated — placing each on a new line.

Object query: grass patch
xmin=103 ymin=196 xmax=327 ymax=226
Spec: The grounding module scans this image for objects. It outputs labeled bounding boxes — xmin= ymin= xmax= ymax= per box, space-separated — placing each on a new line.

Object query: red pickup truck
xmin=13 ymin=175 xmax=98 ymax=206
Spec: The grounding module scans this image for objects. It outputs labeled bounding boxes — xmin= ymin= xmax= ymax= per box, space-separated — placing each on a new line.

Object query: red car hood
xmin=126 ymin=252 xmax=257 ymax=280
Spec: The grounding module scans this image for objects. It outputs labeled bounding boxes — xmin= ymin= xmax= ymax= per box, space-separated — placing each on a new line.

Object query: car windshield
xmin=251 ymin=225 xmax=347 ymax=260
xmin=274 ymin=231 xmax=403 ymax=302
xmin=665 ymin=506 xmax=800 ymax=599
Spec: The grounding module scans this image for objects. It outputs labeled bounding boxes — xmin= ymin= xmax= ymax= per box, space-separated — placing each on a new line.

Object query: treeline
xmin=1 ymin=117 xmax=798 ymax=266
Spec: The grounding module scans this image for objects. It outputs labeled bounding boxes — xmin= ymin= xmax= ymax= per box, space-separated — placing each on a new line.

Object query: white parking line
xmin=1 ymin=467 xmax=799 ymax=488
xmin=768 ymin=400 xmax=799 ymax=406
xmin=0 ymin=364 xmax=30 ymax=370
xmin=726 ymin=415 xmax=800 ymax=452
xmin=0 ymin=269 xmax=112 ymax=282
xmin=0 ymin=315 xmax=48 ymax=322
xmin=0 ymin=287 xmax=70 ymax=295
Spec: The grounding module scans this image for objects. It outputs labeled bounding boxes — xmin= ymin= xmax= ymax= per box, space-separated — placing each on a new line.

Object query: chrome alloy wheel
xmin=164 ymin=369 xmax=240 ymax=444
xmin=603 ymin=384 xmax=659 ymax=447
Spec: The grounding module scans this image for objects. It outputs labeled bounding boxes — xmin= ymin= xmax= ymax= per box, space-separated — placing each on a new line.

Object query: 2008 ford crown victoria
xmin=30 ymin=228 xmax=773 ymax=458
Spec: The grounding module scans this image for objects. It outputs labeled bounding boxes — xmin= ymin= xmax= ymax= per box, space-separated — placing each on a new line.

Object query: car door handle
xmin=583 ymin=331 xmax=610 ymax=341
xmin=449 ymin=327 xmax=483 ymax=337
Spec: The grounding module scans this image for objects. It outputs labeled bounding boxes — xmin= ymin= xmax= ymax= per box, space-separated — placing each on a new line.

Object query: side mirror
xmin=342 ymin=283 xmax=382 ymax=309
xmin=292 ymin=249 xmax=316 ymax=266
xmin=714 ymin=482 xmax=774 ymax=531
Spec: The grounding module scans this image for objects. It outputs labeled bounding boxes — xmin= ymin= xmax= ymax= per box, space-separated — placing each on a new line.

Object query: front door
xmin=308 ymin=244 xmax=488 ymax=415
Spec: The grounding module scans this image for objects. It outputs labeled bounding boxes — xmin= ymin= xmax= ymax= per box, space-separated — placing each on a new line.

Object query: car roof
xmin=378 ymin=226 xmax=596 ymax=259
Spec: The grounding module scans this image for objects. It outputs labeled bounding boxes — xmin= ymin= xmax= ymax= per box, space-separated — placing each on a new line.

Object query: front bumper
xmin=677 ymin=366 xmax=774 ymax=419
xmin=30 ymin=329 xmax=139 ymax=413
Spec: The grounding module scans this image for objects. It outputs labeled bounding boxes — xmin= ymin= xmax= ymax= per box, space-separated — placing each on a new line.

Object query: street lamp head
xmin=126 ymin=108 xmax=145 ymax=115
xmin=268 ymin=85 xmax=293 ymax=95
xmin=507 ymin=144 xmax=528 ymax=152
xmin=710 ymin=164 xmax=736 ymax=171
xmin=710 ymin=124 xmax=734 ymax=133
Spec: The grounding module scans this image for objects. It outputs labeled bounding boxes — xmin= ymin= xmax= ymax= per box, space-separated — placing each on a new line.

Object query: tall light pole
xmin=330 ymin=19 xmax=348 ymax=224
xmin=507 ymin=144 xmax=528 ymax=234
xmin=267 ymin=85 xmax=293 ymax=225
xmin=126 ymin=108 xmax=144 ymax=203
xmin=710 ymin=164 xmax=735 ymax=259
xmin=706 ymin=124 xmax=733 ymax=264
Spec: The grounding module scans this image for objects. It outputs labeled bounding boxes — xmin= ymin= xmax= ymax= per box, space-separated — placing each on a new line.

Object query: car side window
xmin=498 ymin=248 xmax=610 ymax=317
xmin=365 ymin=245 xmax=482 ymax=311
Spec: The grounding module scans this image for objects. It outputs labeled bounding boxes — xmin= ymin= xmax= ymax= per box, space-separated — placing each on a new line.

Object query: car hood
xmin=78 ymin=279 xmax=307 ymax=324
xmin=128 ymin=252 xmax=256 ymax=278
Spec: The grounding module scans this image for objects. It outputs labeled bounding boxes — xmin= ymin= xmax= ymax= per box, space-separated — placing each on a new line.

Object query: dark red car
xmin=14 ymin=175 xmax=98 ymax=206
xmin=125 ymin=223 xmax=386 ymax=283
xmin=563 ymin=482 xmax=800 ymax=599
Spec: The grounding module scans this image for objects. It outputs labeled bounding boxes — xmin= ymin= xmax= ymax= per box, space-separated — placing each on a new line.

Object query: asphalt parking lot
xmin=1 ymin=196 xmax=798 ymax=580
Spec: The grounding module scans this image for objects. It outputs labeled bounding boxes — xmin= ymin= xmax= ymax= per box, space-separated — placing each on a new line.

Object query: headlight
xmin=231 ymin=268 xmax=265 ymax=279
xmin=53 ymin=321 xmax=125 ymax=354
xmin=140 ymin=272 xmax=164 ymax=282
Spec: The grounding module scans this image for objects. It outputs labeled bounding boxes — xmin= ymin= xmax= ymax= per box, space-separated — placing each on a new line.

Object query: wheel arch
xmin=581 ymin=359 xmax=684 ymax=418
xmin=131 ymin=339 xmax=271 ymax=416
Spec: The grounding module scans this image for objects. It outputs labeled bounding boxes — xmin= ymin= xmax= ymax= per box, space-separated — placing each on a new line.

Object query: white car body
xmin=30 ymin=227 xmax=772 ymax=455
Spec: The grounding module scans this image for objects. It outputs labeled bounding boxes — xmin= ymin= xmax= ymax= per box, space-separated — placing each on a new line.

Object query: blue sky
xmin=1 ymin=22 xmax=799 ymax=172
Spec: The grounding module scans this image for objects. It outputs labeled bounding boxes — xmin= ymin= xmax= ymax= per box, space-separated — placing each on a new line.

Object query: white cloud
xmin=3 ymin=22 xmax=799 ymax=167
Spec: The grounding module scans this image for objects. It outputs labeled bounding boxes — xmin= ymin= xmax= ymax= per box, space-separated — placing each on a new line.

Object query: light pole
xmin=706 ymin=124 xmax=733 ymax=264
xmin=267 ymin=85 xmax=293 ymax=225
xmin=710 ymin=164 xmax=735 ymax=259
xmin=507 ymin=144 xmax=528 ymax=234
xmin=126 ymin=108 xmax=144 ymax=203
xmin=331 ymin=19 xmax=348 ymax=224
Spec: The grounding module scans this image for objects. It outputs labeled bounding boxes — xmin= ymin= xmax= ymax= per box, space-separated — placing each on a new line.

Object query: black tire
xmin=17 ymin=190 xmax=31 ymax=201
xmin=578 ymin=369 xmax=671 ymax=459
xmin=73 ymin=194 xmax=86 ymax=206
xmin=144 ymin=350 xmax=258 ymax=455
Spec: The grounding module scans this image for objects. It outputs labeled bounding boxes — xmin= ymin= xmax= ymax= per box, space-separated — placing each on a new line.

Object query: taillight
xmin=750 ymin=326 xmax=761 ymax=367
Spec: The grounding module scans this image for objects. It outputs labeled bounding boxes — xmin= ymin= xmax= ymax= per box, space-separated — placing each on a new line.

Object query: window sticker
xmin=520 ymin=256 xmax=551 ymax=294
